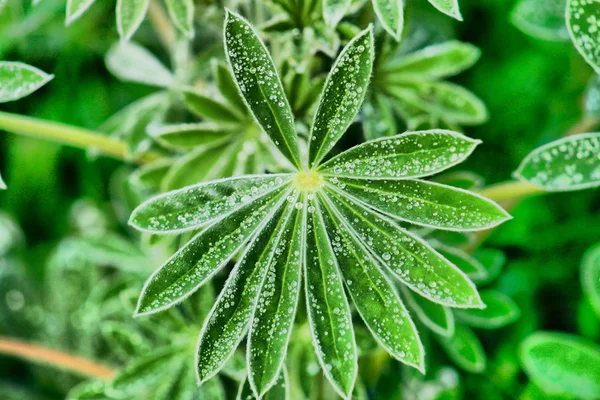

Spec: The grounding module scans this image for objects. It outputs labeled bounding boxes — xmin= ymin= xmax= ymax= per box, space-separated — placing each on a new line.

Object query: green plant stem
xmin=0 ymin=111 xmax=161 ymax=164
xmin=479 ymin=180 xmax=544 ymax=202
xmin=0 ymin=337 xmax=115 ymax=380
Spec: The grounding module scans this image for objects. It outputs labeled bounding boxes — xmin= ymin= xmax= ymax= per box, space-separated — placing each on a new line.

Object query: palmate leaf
xmin=65 ymin=0 xmax=96 ymax=25
xmin=224 ymin=10 xmax=302 ymax=170
xmin=567 ymin=0 xmax=600 ymax=72
xmin=514 ymin=133 xmax=600 ymax=191
xmin=116 ymin=0 xmax=149 ymax=41
xmin=0 ymin=62 xmax=53 ymax=103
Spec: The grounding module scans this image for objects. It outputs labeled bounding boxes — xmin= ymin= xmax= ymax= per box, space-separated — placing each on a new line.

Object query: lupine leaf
xmin=567 ymin=0 xmax=600 ymax=72
xmin=362 ymin=92 xmax=396 ymax=140
xmin=212 ymin=60 xmax=247 ymax=114
xmin=427 ymin=0 xmax=462 ymax=21
xmin=65 ymin=0 xmax=96 ymax=25
xmin=401 ymin=286 xmax=454 ymax=337
xmin=308 ymin=26 xmax=373 ymax=167
xmin=150 ymin=123 xmax=235 ymax=150
xmin=511 ymin=0 xmax=569 ymax=41
xmin=106 ymin=41 xmax=174 ymax=88
xmin=165 ymin=0 xmax=194 ymax=38
xmin=248 ymin=197 xmax=304 ymax=397
xmin=102 ymin=322 xmax=150 ymax=360
xmin=456 ymin=290 xmax=520 ymax=329
xmin=514 ymin=133 xmax=600 ymax=191
xmin=324 ymin=187 xmax=483 ymax=308
xmin=581 ymin=243 xmax=600 ymax=317
xmin=520 ymin=332 xmax=600 ymax=398
xmin=323 ymin=0 xmax=352 ymax=28
xmin=0 ymin=62 xmax=53 ymax=103
xmin=238 ymin=368 xmax=288 ymax=400
xmin=129 ymin=174 xmax=291 ymax=233
xmin=320 ymin=193 xmax=424 ymax=370
xmin=473 ymin=248 xmax=506 ymax=285
xmin=305 ymin=198 xmax=357 ymax=398
xmin=386 ymin=41 xmax=480 ymax=79
xmin=224 ymin=10 xmax=302 ymax=170
xmin=67 ymin=381 xmax=110 ymax=400
xmin=116 ymin=0 xmax=150 ymax=41
xmin=435 ymin=244 xmax=488 ymax=283
xmin=135 ymin=186 xmax=289 ymax=315
xmin=334 ymin=178 xmax=510 ymax=231
xmin=196 ymin=197 xmax=297 ymax=383
xmin=437 ymin=324 xmax=486 ymax=373
xmin=183 ymin=89 xmax=244 ymax=123
xmin=319 ymin=130 xmax=480 ymax=180
xmin=372 ymin=0 xmax=403 ymax=40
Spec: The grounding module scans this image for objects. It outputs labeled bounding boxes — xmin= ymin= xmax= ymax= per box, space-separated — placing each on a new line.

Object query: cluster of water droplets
xmin=568 ymin=0 xmax=600 ymax=67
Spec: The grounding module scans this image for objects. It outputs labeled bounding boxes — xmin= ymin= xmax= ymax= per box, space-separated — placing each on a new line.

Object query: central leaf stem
xmin=293 ymin=170 xmax=324 ymax=192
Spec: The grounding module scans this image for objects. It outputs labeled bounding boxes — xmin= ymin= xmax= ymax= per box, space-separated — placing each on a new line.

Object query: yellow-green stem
xmin=0 ymin=111 xmax=161 ymax=164
xmin=479 ymin=180 xmax=545 ymax=202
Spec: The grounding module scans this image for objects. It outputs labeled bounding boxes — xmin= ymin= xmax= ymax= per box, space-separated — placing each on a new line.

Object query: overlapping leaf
xmin=0 ymin=62 xmax=53 ymax=103
xmin=567 ymin=0 xmax=600 ymax=72
xmin=116 ymin=0 xmax=150 ymax=41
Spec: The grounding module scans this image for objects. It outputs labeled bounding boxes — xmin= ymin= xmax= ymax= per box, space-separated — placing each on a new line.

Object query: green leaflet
xmin=183 ymin=89 xmax=244 ymax=123
xmin=238 ymin=368 xmax=288 ymax=400
xmin=0 ymin=62 xmax=53 ymax=103
xmin=318 ymin=130 xmax=480 ymax=180
xmin=165 ymin=0 xmax=194 ymax=38
xmin=334 ymin=178 xmax=511 ymax=231
xmin=372 ymin=0 xmax=403 ymax=40
xmin=305 ymin=197 xmax=357 ymax=398
xmin=568 ymin=0 xmax=600 ymax=72
xmin=362 ymin=93 xmax=396 ymax=140
xmin=401 ymin=286 xmax=454 ymax=337
xmin=308 ymin=26 xmax=373 ymax=167
xmin=437 ymin=324 xmax=486 ymax=373
xmin=212 ymin=60 xmax=247 ymax=115
xmin=320 ymin=193 xmax=424 ymax=370
xmin=520 ymin=332 xmax=600 ymax=399
xmin=434 ymin=171 xmax=485 ymax=191
xmin=0 ymin=173 xmax=6 ymax=190
xmin=581 ymin=243 xmax=600 ymax=318
xmin=323 ymin=0 xmax=351 ymax=28
xmin=135 ymin=186 xmax=289 ymax=315
xmin=473 ymin=248 xmax=506 ymax=285
xmin=102 ymin=321 xmax=151 ymax=360
xmin=247 ymin=197 xmax=304 ymax=397
xmin=196 ymin=196 xmax=297 ymax=383
xmin=427 ymin=0 xmax=462 ymax=21
xmin=106 ymin=41 xmax=174 ymax=88
xmin=67 ymin=381 xmax=110 ymax=400
xmin=514 ymin=133 xmax=600 ymax=191
xmin=129 ymin=174 xmax=291 ymax=233
xmin=150 ymin=123 xmax=235 ymax=150
xmin=511 ymin=0 xmax=569 ymax=41
xmin=323 ymin=187 xmax=483 ymax=308
xmin=66 ymin=0 xmax=96 ymax=25
xmin=435 ymin=244 xmax=488 ymax=283
xmin=385 ymin=41 xmax=480 ymax=79
xmin=116 ymin=0 xmax=149 ymax=41
xmin=455 ymin=290 xmax=520 ymax=329
xmin=224 ymin=10 xmax=302 ymax=170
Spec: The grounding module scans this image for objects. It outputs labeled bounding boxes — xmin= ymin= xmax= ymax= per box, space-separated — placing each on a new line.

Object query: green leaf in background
xmin=164 ymin=0 xmax=194 ymax=38
xmin=320 ymin=193 xmax=424 ymax=370
xmin=247 ymin=199 xmax=304 ymax=397
xmin=437 ymin=324 xmax=486 ymax=373
xmin=129 ymin=174 xmax=291 ymax=233
xmin=308 ymin=26 xmax=373 ymax=167
xmin=116 ymin=0 xmax=150 ymax=41
xmin=106 ymin=41 xmax=174 ymax=88
xmin=455 ymin=290 xmax=520 ymax=329
xmin=435 ymin=244 xmax=488 ymax=283
xmin=336 ymin=178 xmax=510 ymax=231
xmin=372 ymin=0 xmax=403 ymax=40
xmin=212 ymin=60 xmax=247 ymax=115
xmin=473 ymin=248 xmax=506 ymax=285
xmin=224 ymin=9 xmax=302 ymax=170
xmin=386 ymin=41 xmax=480 ymax=79
xmin=401 ymin=286 xmax=455 ymax=337
xmin=581 ymin=243 xmax=600 ymax=318
xmin=322 ymin=189 xmax=483 ymax=308
xmin=0 ymin=172 xmax=6 ymax=190
xmin=68 ymin=381 xmax=110 ymax=400
xmin=520 ymin=332 xmax=600 ymax=399
xmin=304 ymin=198 xmax=357 ymax=398
xmin=238 ymin=368 xmax=288 ymax=400
xmin=196 ymin=200 xmax=296 ymax=384
xmin=567 ymin=0 xmax=600 ymax=72
xmin=182 ymin=88 xmax=244 ymax=123
xmin=318 ymin=130 xmax=480 ymax=179
xmin=150 ymin=123 xmax=235 ymax=150
xmin=323 ymin=0 xmax=351 ymax=28
xmin=511 ymin=0 xmax=569 ymax=41
xmin=427 ymin=0 xmax=462 ymax=21
xmin=0 ymin=62 xmax=53 ymax=103
xmin=65 ymin=0 xmax=96 ymax=25
xmin=514 ymin=133 xmax=600 ymax=191
xmin=135 ymin=186 xmax=289 ymax=315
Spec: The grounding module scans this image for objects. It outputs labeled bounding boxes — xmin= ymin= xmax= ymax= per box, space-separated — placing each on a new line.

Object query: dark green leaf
xmin=455 ymin=290 xmax=520 ymax=329
xmin=151 ymin=123 xmax=235 ymax=150
xmin=402 ymin=286 xmax=454 ymax=337
xmin=183 ymin=89 xmax=244 ymax=123
xmin=437 ymin=324 xmax=486 ymax=373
